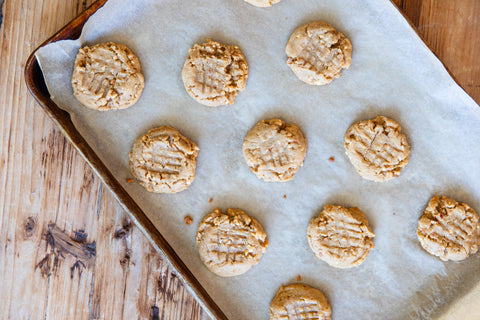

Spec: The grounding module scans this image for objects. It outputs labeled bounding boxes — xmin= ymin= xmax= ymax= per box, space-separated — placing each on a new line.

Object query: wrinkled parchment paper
xmin=36 ymin=0 xmax=480 ymax=319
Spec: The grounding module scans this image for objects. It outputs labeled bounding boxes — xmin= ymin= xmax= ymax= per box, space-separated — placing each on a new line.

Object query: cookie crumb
xmin=393 ymin=212 xmax=396 ymax=215
xmin=283 ymin=195 xmax=287 ymax=199
xmin=297 ymin=275 xmax=301 ymax=281
xmin=328 ymin=157 xmax=335 ymax=162
xmin=209 ymin=198 xmax=213 ymax=203
xmin=126 ymin=178 xmax=134 ymax=183
xmin=184 ymin=216 xmax=193 ymax=225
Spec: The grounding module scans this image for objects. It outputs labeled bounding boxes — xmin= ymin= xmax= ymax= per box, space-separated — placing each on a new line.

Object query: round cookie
xmin=417 ymin=196 xmax=480 ymax=261
xmin=270 ymin=284 xmax=331 ymax=320
xmin=72 ymin=42 xmax=144 ymax=111
xmin=307 ymin=205 xmax=375 ymax=268
xmin=285 ymin=21 xmax=352 ymax=85
xmin=344 ymin=116 xmax=410 ymax=182
xmin=182 ymin=39 xmax=248 ymax=107
xmin=196 ymin=208 xmax=268 ymax=277
xmin=242 ymin=118 xmax=307 ymax=182
xmin=244 ymin=0 xmax=281 ymax=7
xmin=129 ymin=126 xmax=199 ymax=193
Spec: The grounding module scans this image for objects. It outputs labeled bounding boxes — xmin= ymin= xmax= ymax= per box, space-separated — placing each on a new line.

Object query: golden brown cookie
xmin=182 ymin=39 xmax=248 ymax=107
xmin=129 ymin=126 xmax=199 ymax=193
xmin=417 ymin=196 xmax=480 ymax=261
xmin=244 ymin=0 xmax=281 ymax=7
xmin=196 ymin=208 xmax=268 ymax=277
xmin=72 ymin=42 xmax=144 ymax=111
xmin=242 ymin=119 xmax=307 ymax=182
xmin=344 ymin=116 xmax=410 ymax=182
xmin=307 ymin=205 xmax=375 ymax=268
xmin=285 ymin=21 xmax=352 ymax=85
xmin=270 ymin=284 xmax=331 ymax=320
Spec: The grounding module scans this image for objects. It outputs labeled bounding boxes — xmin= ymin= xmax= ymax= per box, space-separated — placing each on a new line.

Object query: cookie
xmin=72 ymin=42 xmax=144 ymax=111
xmin=285 ymin=21 xmax=352 ymax=85
xmin=196 ymin=208 xmax=268 ymax=277
xmin=243 ymin=119 xmax=307 ymax=182
xmin=344 ymin=116 xmax=410 ymax=182
xmin=417 ymin=196 xmax=480 ymax=261
xmin=270 ymin=284 xmax=331 ymax=320
xmin=182 ymin=39 xmax=248 ymax=107
xmin=244 ymin=0 xmax=281 ymax=7
xmin=129 ymin=126 xmax=199 ymax=193
xmin=307 ymin=205 xmax=375 ymax=268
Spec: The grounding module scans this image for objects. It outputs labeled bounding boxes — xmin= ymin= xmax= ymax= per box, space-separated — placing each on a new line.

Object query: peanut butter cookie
xmin=72 ymin=42 xmax=144 ymax=111
xmin=307 ymin=205 xmax=375 ymax=268
xmin=196 ymin=208 xmax=268 ymax=277
xmin=182 ymin=39 xmax=248 ymax=107
xmin=344 ymin=116 xmax=410 ymax=182
xmin=270 ymin=284 xmax=331 ymax=320
xmin=129 ymin=126 xmax=199 ymax=193
xmin=417 ymin=196 xmax=480 ymax=261
xmin=243 ymin=119 xmax=307 ymax=182
xmin=286 ymin=21 xmax=351 ymax=85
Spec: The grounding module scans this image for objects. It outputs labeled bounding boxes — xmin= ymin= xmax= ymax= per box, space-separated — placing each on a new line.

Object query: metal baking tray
xmin=25 ymin=1 xmax=478 ymax=319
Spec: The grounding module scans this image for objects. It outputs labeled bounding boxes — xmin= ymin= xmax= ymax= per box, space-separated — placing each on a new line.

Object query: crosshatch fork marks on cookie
xmin=258 ymin=144 xmax=291 ymax=170
xmin=317 ymin=219 xmax=367 ymax=257
xmin=208 ymin=229 xmax=249 ymax=264
xmin=352 ymin=126 xmax=405 ymax=167
xmin=279 ymin=302 xmax=322 ymax=320
xmin=196 ymin=58 xmax=225 ymax=95
xmin=299 ymin=32 xmax=328 ymax=71
xmin=147 ymin=142 xmax=184 ymax=175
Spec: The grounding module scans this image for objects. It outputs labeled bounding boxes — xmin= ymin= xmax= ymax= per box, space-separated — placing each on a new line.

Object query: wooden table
xmin=0 ymin=0 xmax=478 ymax=319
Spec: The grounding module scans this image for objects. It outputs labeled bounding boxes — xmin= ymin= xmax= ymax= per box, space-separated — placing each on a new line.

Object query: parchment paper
xmin=36 ymin=0 xmax=480 ymax=319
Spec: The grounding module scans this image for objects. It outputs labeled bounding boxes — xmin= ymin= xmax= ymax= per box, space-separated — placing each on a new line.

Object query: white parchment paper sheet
xmin=36 ymin=0 xmax=480 ymax=319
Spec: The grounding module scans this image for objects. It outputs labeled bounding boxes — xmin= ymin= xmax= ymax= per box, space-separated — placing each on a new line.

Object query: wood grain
xmin=392 ymin=0 xmax=480 ymax=102
xmin=1 ymin=0 xmax=479 ymax=320
xmin=0 ymin=0 xmax=206 ymax=319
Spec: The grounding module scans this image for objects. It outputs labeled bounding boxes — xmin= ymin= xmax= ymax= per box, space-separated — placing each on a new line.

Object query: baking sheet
xmin=35 ymin=0 xmax=480 ymax=319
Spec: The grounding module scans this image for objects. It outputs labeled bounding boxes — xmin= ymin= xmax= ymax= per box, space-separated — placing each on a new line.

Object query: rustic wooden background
xmin=0 ymin=0 xmax=478 ymax=319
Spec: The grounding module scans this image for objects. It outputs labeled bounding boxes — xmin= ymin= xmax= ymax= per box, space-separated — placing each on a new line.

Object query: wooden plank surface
xmin=393 ymin=0 xmax=480 ymax=101
xmin=0 ymin=0 xmax=479 ymax=319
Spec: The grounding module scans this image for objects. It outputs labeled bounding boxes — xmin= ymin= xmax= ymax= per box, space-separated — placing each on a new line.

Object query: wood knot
xmin=151 ymin=306 xmax=160 ymax=320
xmin=71 ymin=230 xmax=88 ymax=243
xmin=24 ymin=217 xmax=36 ymax=237
xmin=114 ymin=220 xmax=132 ymax=239
xmin=35 ymin=253 xmax=59 ymax=278
xmin=157 ymin=278 xmax=163 ymax=292
xmin=35 ymin=223 xmax=96 ymax=278
xmin=70 ymin=260 xmax=86 ymax=279
xmin=120 ymin=252 xmax=131 ymax=269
